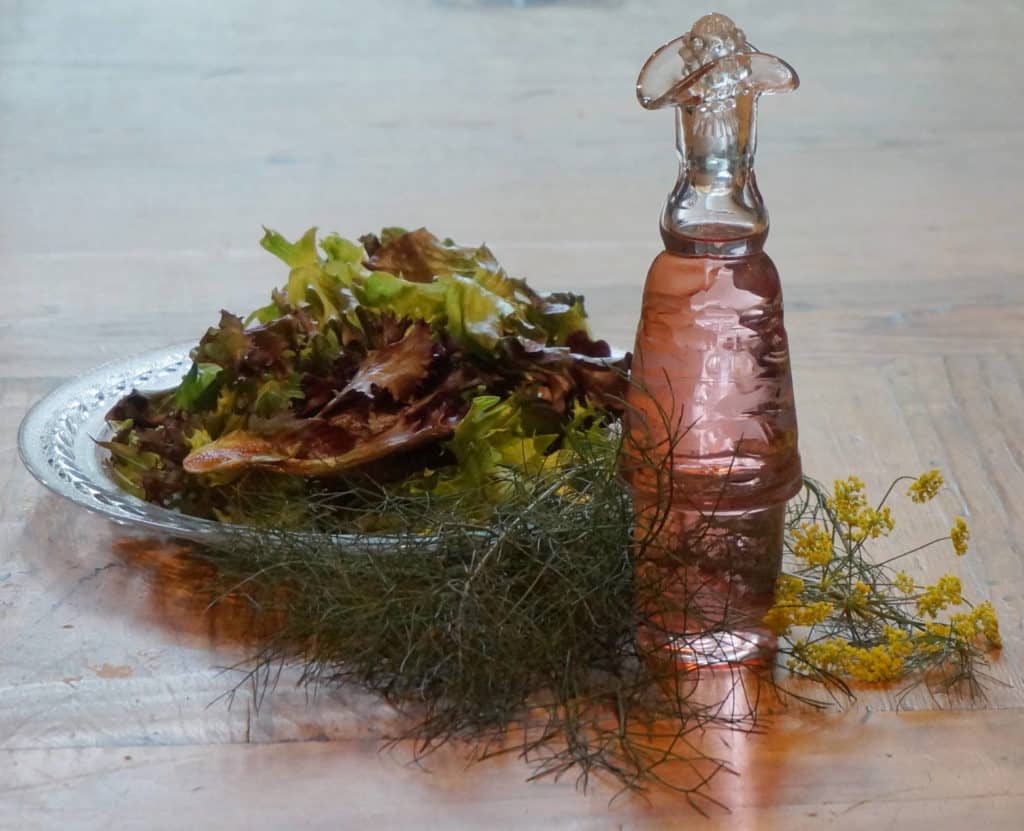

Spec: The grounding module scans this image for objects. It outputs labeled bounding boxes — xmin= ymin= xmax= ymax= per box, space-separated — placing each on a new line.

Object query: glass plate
xmin=16 ymin=342 xmax=349 ymax=547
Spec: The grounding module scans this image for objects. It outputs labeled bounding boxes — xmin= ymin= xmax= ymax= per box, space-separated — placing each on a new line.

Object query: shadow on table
xmin=17 ymin=490 xmax=276 ymax=652
xmin=108 ymin=535 xmax=285 ymax=650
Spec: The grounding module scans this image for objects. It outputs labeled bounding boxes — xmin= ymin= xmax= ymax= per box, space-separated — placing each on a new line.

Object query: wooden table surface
xmin=2 ymin=1 xmax=1023 ymax=828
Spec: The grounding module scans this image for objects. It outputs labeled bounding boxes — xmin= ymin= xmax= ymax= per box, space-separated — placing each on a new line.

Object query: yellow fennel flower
xmin=975 ymin=601 xmax=1002 ymax=648
xmin=857 ymin=505 xmax=895 ymax=540
xmin=826 ymin=477 xmax=894 ymax=542
xmin=763 ymin=599 xmax=832 ymax=636
xmin=792 ymin=523 xmax=834 ymax=566
xmin=828 ymin=476 xmax=867 ymax=525
xmin=907 ymin=469 xmax=944 ymax=503
xmin=949 ymin=613 xmax=976 ymax=643
xmin=793 ymin=601 xmax=834 ymax=627
xmin=765 ymin=601 xmax=835 ymax=634
xmin=949 ymin=601 xmax=1001 ymax=649
xmin=763 ymin=574 xmax=806 ymax=634
xmin=916 ymin=574 xmax=963 ymax=618
xmin=893 ymin=571 xmax=915 ymax=595
xmin=847 ymin=644 xmax=905 ymax=683
xmin=913 ymin=623 xmax=950 ymax=654
xmin=883 ymin=625 xmax=914 ymax=659
xmin=763 ymin=605 xmax=794 ymax=635
xmin=836 ymin=580 xmax=873 ymax=616
xmin=796 ymin=632 xmax=910 ymax=683
xmin=763 ymin=569 xmax=833 ymax=634
xmin=775 ymin=574 xmax=805 ymax=600
xmin=950 ymin=517 xmax=970 ymax=556
xmin=788 ymin=637 xmax=854 ymax=675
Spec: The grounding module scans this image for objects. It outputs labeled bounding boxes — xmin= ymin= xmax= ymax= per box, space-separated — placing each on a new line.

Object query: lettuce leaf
xmin=530 ymin=292 xmax=591 ymax=346
xmin=441 ymin=275 xmax=517 ymax=352
xmin=260 ymin=226 xmax=320 ymax=267
xmin=261 ymin=227 xmax=364 ymax=325
xmin=357 ymin=270 xmax=448 ymax=322
xmin=173 ymin=362 xmax=223 ymax=411
xmin=418 ymin=395 xmax=556 ymax=500
xmin=356 ymin=270 xmax=515 ymax=353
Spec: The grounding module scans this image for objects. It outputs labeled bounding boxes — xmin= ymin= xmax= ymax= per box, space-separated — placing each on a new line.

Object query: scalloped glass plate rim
xmin=18 ymin=341 xmax=622 ymax=550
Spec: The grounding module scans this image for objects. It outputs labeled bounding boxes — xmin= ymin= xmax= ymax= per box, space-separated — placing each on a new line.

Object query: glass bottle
xmin=626 ymin=14 xmax=802 ymax=666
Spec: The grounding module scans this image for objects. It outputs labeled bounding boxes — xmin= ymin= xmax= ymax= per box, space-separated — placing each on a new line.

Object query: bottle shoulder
xmin=645 ymin=250 xmax=781 ymax=298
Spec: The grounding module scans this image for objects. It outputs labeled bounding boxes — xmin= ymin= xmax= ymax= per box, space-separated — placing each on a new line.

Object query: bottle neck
xmin=661 ymin=94 xmax=768 ymax=257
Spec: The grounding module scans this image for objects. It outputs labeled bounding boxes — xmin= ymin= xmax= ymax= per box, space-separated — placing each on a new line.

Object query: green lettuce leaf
xmin=442 ymin=275 xmax=516 ymax=352
xmin=356 ymin=270 xmax=515 ymax=353
xmin=530 ymin=292 xmax=591 ymax=346
xmin=246 ymin=299 xmax=287 ymax=325
xmin=253 ymin=375 xmax=304 ymax=418
xmin=96 ymin=439 xmax=165 ymax=499
xmin=262 ymin=227 xmax=365 ymax=325
xmin=428 ymin=395 xmax=557 ymax=499
xmin=260 ymin=226 xmax=320 ymax=268
xmin=357 ymin=270 xmax=448 ymax=321
xmin=173 ymin=362 xmax=223 ymax=411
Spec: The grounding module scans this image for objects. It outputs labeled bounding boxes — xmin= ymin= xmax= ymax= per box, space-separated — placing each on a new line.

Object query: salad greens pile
xmin=102 ymin=226 xmax=628 ymax=525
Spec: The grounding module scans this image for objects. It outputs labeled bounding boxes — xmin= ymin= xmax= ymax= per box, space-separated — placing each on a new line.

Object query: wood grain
xmin=1 ymin=0 xmax=1023 ymax=827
